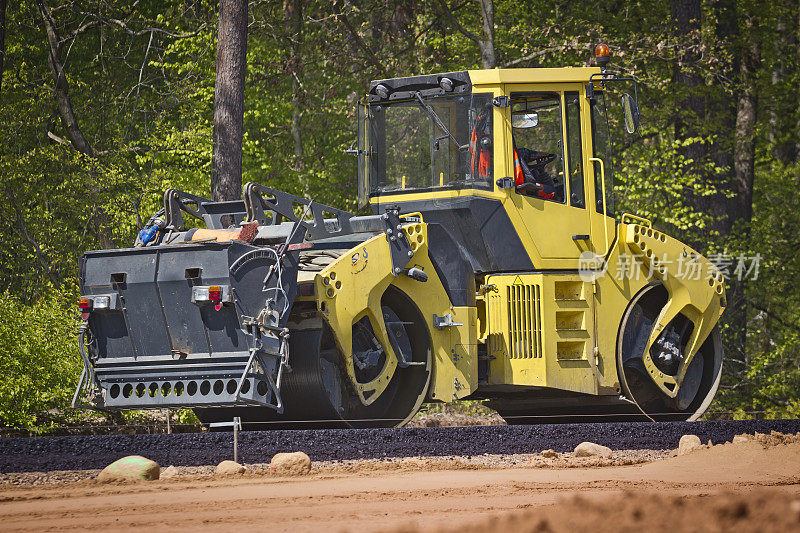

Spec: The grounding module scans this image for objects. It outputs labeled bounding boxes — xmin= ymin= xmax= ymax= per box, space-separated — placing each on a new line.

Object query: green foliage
xmin=0 ymin=290 xmax=82 ymax=431
xmin=1 ymin=0 xmax=799 ymax=430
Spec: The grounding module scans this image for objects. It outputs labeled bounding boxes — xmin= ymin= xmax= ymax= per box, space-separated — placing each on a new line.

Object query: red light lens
xmin=208 ymin=286 xmax=222 ymax=302
xmin=78 ymin=298 xmax=92 ymax=310
xmin=595 ymin=43 xmax=611 ymax=58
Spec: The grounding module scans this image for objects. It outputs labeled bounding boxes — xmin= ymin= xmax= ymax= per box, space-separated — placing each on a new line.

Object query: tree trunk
xmin=733 ymin=12 xmax=759 ymax=225
xmin=284 ymin=0 xmax=304 ymax=170
xmin=796 ymin=1 xmax=800 ymax=160
xmin=211 ymin=0 xmax=248 ymax=202
xmin=671 ymin=0 xmax=715 ymax=233
xmin=768 ymin=6 xmax=796 ymax=165
xmin=478 ymin=0 xmax=495 ymax=68
xmin=671 ymin=0 xmax=704 ymax=165
xmin=0 ymin=0 xmax=6 ymax=96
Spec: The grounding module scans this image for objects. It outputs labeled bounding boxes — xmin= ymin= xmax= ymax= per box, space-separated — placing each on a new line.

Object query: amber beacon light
xmin=594 ymin=43 xmax=611 ymax=69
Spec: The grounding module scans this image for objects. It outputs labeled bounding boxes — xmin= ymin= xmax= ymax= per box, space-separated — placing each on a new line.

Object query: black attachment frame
xmin=586 ymin=72 xmax=639 ymax=106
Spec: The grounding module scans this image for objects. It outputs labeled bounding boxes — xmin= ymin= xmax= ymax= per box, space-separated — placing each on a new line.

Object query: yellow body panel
xmin=478 ymin=222 xmax=724 ymax=396
xmin=315 ymin=223 xmax=478 ymax=404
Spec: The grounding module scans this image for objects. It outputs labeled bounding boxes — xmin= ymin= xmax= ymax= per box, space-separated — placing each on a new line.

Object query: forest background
xmin=2 ymin=0 xmax=799 ymax=432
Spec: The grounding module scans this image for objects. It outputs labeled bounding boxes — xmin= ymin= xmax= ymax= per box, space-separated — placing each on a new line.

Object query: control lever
xmin=403 ymin=267 xmax=428 ymax=282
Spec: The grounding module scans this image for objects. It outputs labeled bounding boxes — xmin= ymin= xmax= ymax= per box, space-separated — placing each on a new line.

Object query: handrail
xmin=589 ymin=157 xmax=610 ymax=257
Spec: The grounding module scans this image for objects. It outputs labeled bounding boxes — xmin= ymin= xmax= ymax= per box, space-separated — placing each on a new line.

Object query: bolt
xmin=396 ymin=224 xmax=402 ymax=230
xmin=394 ymin=267 xmax=401 ymax=274
xmin=387 ymin=229 xmax=393 ymax=235
xmin=390 ymin=236 xmax=396 ymax=241
xmin=407 ymin=250 xmax=413 ymax=257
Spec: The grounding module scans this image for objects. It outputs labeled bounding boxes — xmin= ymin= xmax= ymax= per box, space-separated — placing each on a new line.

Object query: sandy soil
xmin=0 ymin=436 xmax=798 ymax=532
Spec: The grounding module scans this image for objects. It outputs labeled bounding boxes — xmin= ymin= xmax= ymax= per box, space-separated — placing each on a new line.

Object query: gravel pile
xmin=0 ymin=449 xmax=672 ymax=486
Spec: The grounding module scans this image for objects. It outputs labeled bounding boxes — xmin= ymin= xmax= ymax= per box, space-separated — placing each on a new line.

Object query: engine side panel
xmin=375 ymin=197 xmax=534 ymax=273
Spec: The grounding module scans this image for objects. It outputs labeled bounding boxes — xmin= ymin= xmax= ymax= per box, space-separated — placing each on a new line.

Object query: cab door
xmin=502 ymin=89 xmax=593 ymax=268
xmin=585 ymin=91 xmax=617 ymax=260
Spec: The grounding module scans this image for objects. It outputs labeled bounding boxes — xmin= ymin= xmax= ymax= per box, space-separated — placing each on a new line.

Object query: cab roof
xmin=468 ymin=67 xmax=600 ymax=85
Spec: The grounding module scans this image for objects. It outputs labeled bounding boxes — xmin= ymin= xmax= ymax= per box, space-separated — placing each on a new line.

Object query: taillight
xmin=208 ymin=285 xmax=223 ymax=311
xmin=78 ymin=297 xmax=92 ymax=320
xmin=191 ymin=285 xmax=229 ymax=311
xmin=208 ymin=285 xmax=222 ymax=302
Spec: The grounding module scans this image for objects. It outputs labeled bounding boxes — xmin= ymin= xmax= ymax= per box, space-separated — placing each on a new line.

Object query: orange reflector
xmin=78 ymin=297 xmax=92 ymax=310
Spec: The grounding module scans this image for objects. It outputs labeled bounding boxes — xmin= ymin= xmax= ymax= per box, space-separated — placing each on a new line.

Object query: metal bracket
xmin=386 ymin=320 xmax=425 ymax=368
xmin=382 ymin=207 xmax=413 ymax=276
xmin=433 ymin=313 xmax=464 ymax=330
xmin=236 ymin=322 xmax=290 ymax=413
xmin=492 ymin=96 xmax=510 ymax=108
xmin=496 ymin=177 xmax=514 ymax=189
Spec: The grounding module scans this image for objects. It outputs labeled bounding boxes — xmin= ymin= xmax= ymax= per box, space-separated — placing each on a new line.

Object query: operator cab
xmin=356 ymin=47 xmax=638 ymax=272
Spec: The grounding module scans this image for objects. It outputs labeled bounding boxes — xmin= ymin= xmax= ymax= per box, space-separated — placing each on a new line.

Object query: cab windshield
xmin=366 ymin=93 xmax=493 ymax=194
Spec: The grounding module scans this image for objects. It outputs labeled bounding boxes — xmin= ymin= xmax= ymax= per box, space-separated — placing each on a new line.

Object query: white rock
xmin=573 ymin=442 xmax=612 ymax=459
xmin=678 ymin=434 xmax=703 ymax=455
xmin=540 ymin=449 xmax=558 ymax=459
xmin=732 ymin=434 xmax=751 ymax=444
xmin=270 ymin=451 xmax=312 ymax=475
xmin=160 ymin=465 xmax=180 ymax=478
xmin=215 ymin=460 xmax=246 ymax=475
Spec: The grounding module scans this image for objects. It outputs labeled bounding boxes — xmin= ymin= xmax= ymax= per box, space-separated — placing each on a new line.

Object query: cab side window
xmin=564 ymin=92 xmax=585 ymax=208
xmin=511 ymin=94 xmax=566 ymax=203
xmin=590 ymin=93 xmax=615 ymax=215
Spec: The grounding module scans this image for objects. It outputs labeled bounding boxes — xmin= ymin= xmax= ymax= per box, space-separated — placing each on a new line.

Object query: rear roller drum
xmin=195 ymin=287 xmax=431 ymax=429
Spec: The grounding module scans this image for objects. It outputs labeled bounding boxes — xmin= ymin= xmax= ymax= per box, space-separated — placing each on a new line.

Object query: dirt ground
xmin=0 ymin=435 xmax=798 ymax=532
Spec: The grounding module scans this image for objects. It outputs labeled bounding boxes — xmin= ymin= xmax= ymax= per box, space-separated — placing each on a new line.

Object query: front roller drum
xmin=617 ymin=283 xmax=723 ymax=421
xmin=195 ymin=287 xmax=432 ymax=429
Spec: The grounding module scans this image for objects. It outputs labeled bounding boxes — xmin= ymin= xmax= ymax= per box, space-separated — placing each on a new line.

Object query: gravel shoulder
xmin=0 ymin=436 xmax=798 ymax=532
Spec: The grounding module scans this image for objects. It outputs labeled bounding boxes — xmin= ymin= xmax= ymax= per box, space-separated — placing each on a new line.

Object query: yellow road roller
xmin=74 ymin=46 xmax=725 ymax=427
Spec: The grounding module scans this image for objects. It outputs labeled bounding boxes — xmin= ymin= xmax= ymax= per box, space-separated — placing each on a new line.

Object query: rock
xmin=678 ymin=434 xmax=703 ymax=455
xmin=215 ymin=460 xmax=246 ymax=475
xmin=573 ymin=442 xmax=612 ymax=459
xmin=790 ymin=500 xmax=800 ymax=521
xmin=540 ymin=449 xmax=558 ymax=459
xmin=732 ymin=434 xmax=750 ymax=443
xmin=270 ymin=451 xmax=312 ymax=475
xmin=97 ymin=455 xmax=159 ymax=482
xmin=160 ymin=465 xmax=179 ymax=478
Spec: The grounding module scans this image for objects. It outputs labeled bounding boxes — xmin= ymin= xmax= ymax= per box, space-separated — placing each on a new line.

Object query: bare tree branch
xmin=338 ymin=12 xmax=388 ymax=77
xmin=7 ymin=190 xmax=61 ymax=287
xmin=36 ymin=0 xmax=96 ymax=157
xmin=435 ymin=0 xmax=480 ymax=44
xmin=503 ymin=42 xmax=592 ymax=68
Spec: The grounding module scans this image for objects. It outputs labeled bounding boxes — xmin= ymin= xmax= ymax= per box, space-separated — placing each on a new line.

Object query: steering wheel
xmin=525 ymin=150 xmax=556 ymax=170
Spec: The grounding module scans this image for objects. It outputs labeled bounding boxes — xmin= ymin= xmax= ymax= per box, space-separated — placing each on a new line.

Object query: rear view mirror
xmin=621 ymin=93 xmax=640 ymax=134
xmin=512 ymin=112 xmax=538 ymax=129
